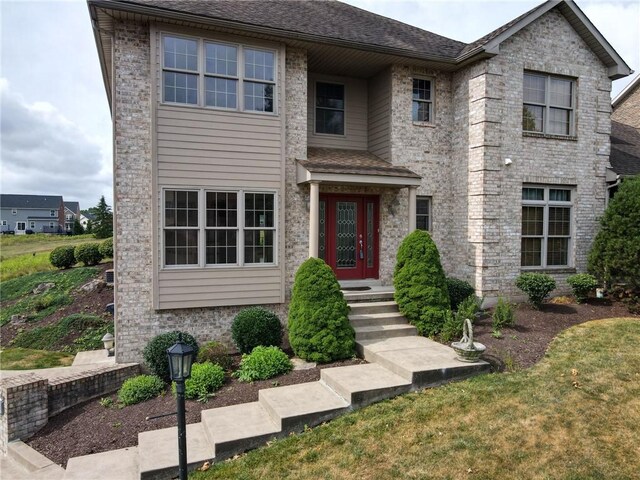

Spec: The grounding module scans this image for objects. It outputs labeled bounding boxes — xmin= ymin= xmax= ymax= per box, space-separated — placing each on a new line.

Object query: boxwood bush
xmin=231 ymin=307 xmax=283 ymax=354
xmin=172 ymin=361 xmax=225 ymax=401
xmin=99 ymin=237 xmax=113 ymax=259
xmin=567 ymin=273 xmax=598 ymax=303
xmin=394 ymin=230 xmax=451 ymax=336
xmin=118 ymin=375 xmax=164 ymax=406
xmin=288 ymin=257 xmax=355 ymax=362
xmin=49 ymin=246 xmax=76 ymax=269
xmin=74 ymin=243 xmax=103 ymax=266
xmin=143 ymin=331 xmax=199 ymax=383
xmin=446 ymin=277 xmax=475 ymax=311
xmin=515 ymin=273 xmax=556 ymax=309
xmin=235 ymin=346 xmax=292 ymax=382
xmin=197 ymin=340 xmax=233 ymax=370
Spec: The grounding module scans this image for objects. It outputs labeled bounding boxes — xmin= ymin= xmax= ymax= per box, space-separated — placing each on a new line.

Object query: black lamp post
xmin=167 ymin=340 xmax=195 ymax=480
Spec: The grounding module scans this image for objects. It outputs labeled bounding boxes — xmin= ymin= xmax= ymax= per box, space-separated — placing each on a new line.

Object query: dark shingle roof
xmin=610 ymin=121 xmax=640 ymax=176
xmin=0 ymin=194 xmax=63 ymax=210
xmin=111 ymin=0 xmax=467 ymax=59
xmin=299 ymin=148 xmax=420 ymax=178
xmin=64 ymin=201 xmax=80 ymax=213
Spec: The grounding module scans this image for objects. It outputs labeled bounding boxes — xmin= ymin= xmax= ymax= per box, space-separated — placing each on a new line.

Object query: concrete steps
xmin=349 ymin=311 xmax=405 ymax=327
xmin=349 ymin=300 xmax=398 ymax=315
xmin=353 ymin=323 xmax=418 ymax=341
xmin=3 ymin=441 xmax=65 ymax=480
xmin=64 ymin=447 xmax=138 ymax=480
xmin=348 ymin=294 xmax=416 ymax=342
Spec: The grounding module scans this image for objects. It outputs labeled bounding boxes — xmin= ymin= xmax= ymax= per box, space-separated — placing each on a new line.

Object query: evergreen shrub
xmin=446 ymin=277 xmax=475 ymax=311
xmin=197 ymin=341 xmax=233 ymax=370
xmin=99 ymin=237 xmax=113 ymax=259
xmin=143 ymin=331 xmax=199 ymax=383
xmin=394 ymin=230 xmax=451 ymax=336
xmin=235 ymin=346 xmax=292 ymax=382
xmin=50 ymin=246 xmax=76 ymax=269
xmin=172 ymin=361 xmax=225 ymax=401
xmin=288 ymin=258 xmax=355 ymax=362
xmin=118 ymin=375 xmax=164 ymax=406
xmin=566 ymin=273 xmax=598 ymax=303
xmin=231 ymin=307 xmax=283 ymax=354
xmin=515 ymin=273 xmax=556 ymax=309
xmin=74 ymin=243 xmax=103 ymax=266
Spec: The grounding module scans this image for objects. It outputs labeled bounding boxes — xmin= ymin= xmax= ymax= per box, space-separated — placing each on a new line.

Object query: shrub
xmin=288 ymin=258 xmax=355 ymax=363
xmin=143 ymin=331 xmax=199 ymax=383
xmin=231 ymin=307 xmax=283 ymax=354
xmin=235 ymin=346 xmax=292 ymax=382
xmin=197 ymin=341 xmax=233 ymax=370
xmin=99 ymin=237 xmax=113 ymax=259
xmin=492 ymin=297 xmax=515 ymax=330
xmin=49 ymin=246 xmax=76 ymax=269
xmin=394 ymin=230 xmax=451 ymax=336
xmin=74 ymin=243 xmax=103 ymax=266
xmin=515 ymin=273 xmax=556 ymax=309
xmin=441 ymin=295 xmax=481 ymax=342
xmin=118 ymin=375 xmax=164 ymax=406
xmin=566 ymin=273 xmax=598 ymax=303
xmin=446 ymin=278 xmax=475 ymax=311
xmin=589 ymin=175 xmax=640 ymax=290
xmin=172 ymin=361 xmax=225 ymax=401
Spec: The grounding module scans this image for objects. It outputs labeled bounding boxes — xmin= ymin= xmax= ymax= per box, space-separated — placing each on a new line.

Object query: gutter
xmin=88 ymin=3 xmax=114 ymax=112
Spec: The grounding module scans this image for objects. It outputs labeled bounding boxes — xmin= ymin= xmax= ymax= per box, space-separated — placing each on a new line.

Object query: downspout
xmin=605 ymin=175 xmax=621 ymax=208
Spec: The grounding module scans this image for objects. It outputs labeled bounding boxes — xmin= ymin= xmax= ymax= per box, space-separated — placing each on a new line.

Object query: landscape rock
xmin=32 ymin=283 xmax=55 ymax=295
xmin=78 ymin=278 xmax=105 ymax=294
xmin=10 ymin=315 xmax=26 ymax=325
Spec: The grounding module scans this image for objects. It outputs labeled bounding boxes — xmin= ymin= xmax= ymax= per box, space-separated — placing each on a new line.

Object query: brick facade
xmin=612 ymin=77 xmax=640 ymax=129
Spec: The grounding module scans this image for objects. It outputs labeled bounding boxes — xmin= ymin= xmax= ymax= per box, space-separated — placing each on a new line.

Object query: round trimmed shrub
xmin=197 ymin=341 xmax=233 ymax=370
xmin=172 ymin=361 xmax=225 ymax=401
xmin=394 ymin=230 xmax=451 ymax=337
xmin=74 ymin=243 xmax=103 ymax=266
xmin=50 ymin=246 xmax=76 ymax=269
xmin=143 ymin=331 xmax=199 ymax=383
xmin=288 ymin=258 xmax=355 ymax=363
xmin=118 ymin=375 xmax=164 ymax=406
xmin=231 ymin=307 xmax=283 ymax=354
xmin=566 ymin=273 xmax=598 ymax=303
xmin=515 ymin=273 xmax=556 ymax=308
xmin=99 ymin=237 xmax=113 ymax=259
xmin=235 ymin=346 xmax=292 ymax=382
xmin=446 ymin=277 xmax=475 ymax=311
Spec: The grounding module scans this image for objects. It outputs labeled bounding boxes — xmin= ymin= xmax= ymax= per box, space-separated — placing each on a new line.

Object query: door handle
xmin=359 ymin=239 xmax=364 ymax=259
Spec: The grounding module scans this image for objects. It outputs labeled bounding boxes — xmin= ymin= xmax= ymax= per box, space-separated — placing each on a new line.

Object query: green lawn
xmin=194 ymin=318 xmax=640 ymax=480
xmin=0 ymin=347 xmax=74 ymax=370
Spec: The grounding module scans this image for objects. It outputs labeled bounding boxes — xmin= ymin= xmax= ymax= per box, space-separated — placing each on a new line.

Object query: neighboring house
xmin=608 ymin=73 xmax=640 ymax=197
xmin=0 ymin=194 xmax=65 ymax=234
xmin=79 ymin=212 xmax=95 ymax=230
xmin=88 ymin=0 xmax=632 ymax=363
xmin=64 ymin=201 xmax=81 ymax=232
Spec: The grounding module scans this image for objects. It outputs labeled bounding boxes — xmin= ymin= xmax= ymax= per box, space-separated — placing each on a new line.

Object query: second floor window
xmin=50 ymin=210 xmax=57 ymax=217
xmin=412 ymin=78 xmax=432 ymax=122
xmin=523 ymin=72 xmax=575 ymax=136
xmin=162 ymin=35 xmax=276 ymax=113
xmin=416 ymin=196 xmax=431 ymax=231
xmin=315 ymin=82 xmax=344 ymax=135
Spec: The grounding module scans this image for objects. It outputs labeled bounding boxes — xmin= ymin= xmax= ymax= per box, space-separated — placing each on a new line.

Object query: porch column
xmin=408 ymin=186 xmax=417 ymax=231
xmin=309 ymin=181 xmax=320 ymax=257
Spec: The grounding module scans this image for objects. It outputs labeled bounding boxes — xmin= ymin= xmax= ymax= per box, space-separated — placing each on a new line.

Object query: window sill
xmin=160 ymin=101 xmax=279 ymax=117
xmin=523 ymin=132 xmax=577 ymax=141
xmin=520 ymin=267 xmax=576 ymax=274
xmin=412 ymin=121 xmax=436 ymax=128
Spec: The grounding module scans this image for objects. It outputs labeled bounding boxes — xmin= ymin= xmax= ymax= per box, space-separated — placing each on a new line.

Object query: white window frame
xmin=29 ymin=221 xmax=36 ymax=229
xmin=11 ymin=209 xmax=17 ymax=215
xmin=16 ymin=222 xmax=26 ymax=231
xmin=412 ymin=77 xmax=434 ymax=123
xmin=162 ymin=188 xmax=278 ymax=269
xmin=161 ymin=33 xmax=278 ymax=115
xmin=523 ymin=72 xmax=576 ymax=136
xmin=416 ymin=196 xmax=432 ymax=231
xmin=50 ymin=210 xmax=57 ymax=217
xmin=314 ymin=81 xmax=346 ymax=136
xmin=521 ymin=185 xmax=574 ymax=269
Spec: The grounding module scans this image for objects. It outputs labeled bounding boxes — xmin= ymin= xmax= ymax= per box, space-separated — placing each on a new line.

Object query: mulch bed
xmin=26 ymin=297 xmax=639 ymax=468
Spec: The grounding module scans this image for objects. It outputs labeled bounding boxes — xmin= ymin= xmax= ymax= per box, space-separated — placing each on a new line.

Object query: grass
xmin=0 ymin=267 xmax=98 ymax=326
xmin=0 ymin=234 xmax=103 ymax=282
xmin=193 ymin=318 xmax=640 ymax=480
xmin=0 ymin=347 xmax=74 ymax=369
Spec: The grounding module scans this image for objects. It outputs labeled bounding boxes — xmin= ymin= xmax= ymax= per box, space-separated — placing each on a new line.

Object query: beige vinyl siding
xmin=368 ymin=68 xmax=391 ymax=161
xmin=307 ymin=73 xmax=368 ymax=150
xmin=153 ymin=27 xmax=286 ymax=309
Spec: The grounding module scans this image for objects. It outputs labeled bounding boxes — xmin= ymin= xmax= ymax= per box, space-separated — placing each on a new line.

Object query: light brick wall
xmin=0 ymin=375 xmax=47 ymax=454
xmin=612 ymin=79 xmax=640 ymax=128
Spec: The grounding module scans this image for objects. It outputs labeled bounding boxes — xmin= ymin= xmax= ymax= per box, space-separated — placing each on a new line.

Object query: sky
xmin=1 ymin=0 xmax=639 ymax=210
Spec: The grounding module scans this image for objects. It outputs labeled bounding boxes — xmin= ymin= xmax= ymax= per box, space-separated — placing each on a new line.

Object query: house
xmin=0 ymin=194 xmax=64 ymax=234
xmin=64 ymin=201 xmax=81 ymax=232
xmin=79 ymin=212 xmax=95 ymax=230
xmin=607 ymin=73 xmax=640 ymax=197
xmin=88 ymin=0 xmax=632 ymax=363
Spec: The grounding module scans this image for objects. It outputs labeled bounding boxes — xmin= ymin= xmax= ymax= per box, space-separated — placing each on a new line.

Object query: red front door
xmin=319 ymin=194 xmax=379 ymax=280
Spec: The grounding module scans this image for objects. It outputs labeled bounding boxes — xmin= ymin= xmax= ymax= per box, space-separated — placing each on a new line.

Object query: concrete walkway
xmin=0 ymin=350 xmax=115 ymax=381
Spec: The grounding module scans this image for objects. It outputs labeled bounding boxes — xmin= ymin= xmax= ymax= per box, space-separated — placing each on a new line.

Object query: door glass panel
xmin=336 ymin=202 xmax=356 ymax=268
xmin=318 ymin=200 xmax=326 ymax=261
xmin=366 ymin=202 xmax=374 ymax=268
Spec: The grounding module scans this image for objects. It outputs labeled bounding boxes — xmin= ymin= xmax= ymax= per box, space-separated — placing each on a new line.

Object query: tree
xmin=72 ymin=219 xmax=85 ymax=235
xmin=85 ymin=220 xmax=93 ymax=234
xmin=93 ymin=196 xmax=113 ymax=239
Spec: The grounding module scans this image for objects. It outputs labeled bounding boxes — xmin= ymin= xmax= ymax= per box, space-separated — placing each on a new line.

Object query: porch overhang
xmin=296 ymin=148 xmax=422 ymax=188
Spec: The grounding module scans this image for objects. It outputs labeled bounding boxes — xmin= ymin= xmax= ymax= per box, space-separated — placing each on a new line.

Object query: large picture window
xmin=523 ymin=72 xmax=575 ymax=136
xmin=521 ymin=186 xmax=573 ymax=268
xmin=163 ymin=189 xmax=277 ymax=267
xmin=162 ymin=35 xmax=276 ymax=113
xmin=315 ymin=82 xmax=344 ymax=135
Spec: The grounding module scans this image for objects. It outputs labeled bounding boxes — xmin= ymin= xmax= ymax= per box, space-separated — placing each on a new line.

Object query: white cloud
xmin=0 ymin=79 xmax=112 ymax=209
